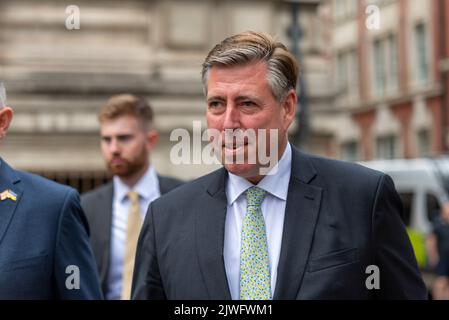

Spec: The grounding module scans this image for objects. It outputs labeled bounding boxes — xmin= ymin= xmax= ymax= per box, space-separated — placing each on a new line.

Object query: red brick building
xmin=327 ymin=0 xmax=449 ymax=161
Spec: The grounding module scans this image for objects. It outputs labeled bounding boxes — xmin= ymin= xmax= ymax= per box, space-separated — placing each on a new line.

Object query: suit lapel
xmin=97 ymin=183 xmax=113 ymax=290
xmin=158 ymin=175 xmax=169 ymax=195
xmin=195 ymin=168 xmax=232 ymax=299
xmin=273 ymin=148 xmax=323 ymax=299
xmin=193 ymin=148 xmax=323 ymax=300
xmin=0 ymin=159 xmax=24 ymax=246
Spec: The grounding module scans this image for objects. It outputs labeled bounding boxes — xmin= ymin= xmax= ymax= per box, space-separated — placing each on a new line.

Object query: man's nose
xmin=222 ymin=104 xmax=241 ymax=130
xmin=109 ymin=138 xmax=121 ymax=154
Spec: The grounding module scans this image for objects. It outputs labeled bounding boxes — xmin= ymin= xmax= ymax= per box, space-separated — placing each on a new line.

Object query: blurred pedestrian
xmin=427 ymin=202 xmax=449 ymax=299
xmin=81 ymin=94 xmax=183 ymax=300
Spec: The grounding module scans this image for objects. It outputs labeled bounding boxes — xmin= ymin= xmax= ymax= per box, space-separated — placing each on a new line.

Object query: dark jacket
xmin=81 ymin=175 xmax=183 ymax=296
xmin=132 ymin=147 xmax=427 ymax=300
xmin=0 ymin=159 xmax=103 ymax=299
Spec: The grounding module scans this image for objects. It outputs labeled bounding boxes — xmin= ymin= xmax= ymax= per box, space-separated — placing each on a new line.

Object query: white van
xmin=360 ymin=157 xmax=449 ymax=271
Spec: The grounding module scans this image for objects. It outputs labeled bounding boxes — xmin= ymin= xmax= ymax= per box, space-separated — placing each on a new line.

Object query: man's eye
xmin=209 ymin=101 xmax=223 ymax=109
xmin=117 ymin=135 xmax=133 ymax=143
xmin=101 ymin=137 xmax=111 ymax=143
xmin=241 ymin=101 xmax=255 ymax=107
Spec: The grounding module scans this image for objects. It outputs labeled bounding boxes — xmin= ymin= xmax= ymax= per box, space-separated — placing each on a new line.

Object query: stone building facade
xmin=0 ymin=0 xmax=331 ymax=190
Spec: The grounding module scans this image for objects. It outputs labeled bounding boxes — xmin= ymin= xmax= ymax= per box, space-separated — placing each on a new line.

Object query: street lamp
xmin=283 ymin=0 xmax=321 ymax=146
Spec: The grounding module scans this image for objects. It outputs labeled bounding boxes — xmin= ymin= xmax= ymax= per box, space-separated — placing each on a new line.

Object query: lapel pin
xmin=0 ymin=189 xmax=17 ymax=202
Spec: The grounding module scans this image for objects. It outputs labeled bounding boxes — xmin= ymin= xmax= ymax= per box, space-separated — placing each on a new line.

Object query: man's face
xmin=100 ymin=115 xmax=155 ymax=178
xmin=205 ymin=62 xmax=296 ymax=181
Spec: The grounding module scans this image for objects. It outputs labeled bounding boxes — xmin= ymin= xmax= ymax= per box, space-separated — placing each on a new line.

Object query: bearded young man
xmin=81 ymin=94 xmax=182 ymax=300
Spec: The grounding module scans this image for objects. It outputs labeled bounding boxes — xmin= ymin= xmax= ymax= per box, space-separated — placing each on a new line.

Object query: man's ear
xmin=145 ymin=129 xmax=159 ymax=152
xmin=281 ymin=89 xmax=297 ymax=131
xmin=0 ymin=107 xmax=13 ymax=139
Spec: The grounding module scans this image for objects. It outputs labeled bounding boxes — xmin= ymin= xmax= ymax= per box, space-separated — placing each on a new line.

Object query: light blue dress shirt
xmin=106 ymin=165 xmax=161 ymax=300
xmin=224 ymin=143 xmax=292 ymax=300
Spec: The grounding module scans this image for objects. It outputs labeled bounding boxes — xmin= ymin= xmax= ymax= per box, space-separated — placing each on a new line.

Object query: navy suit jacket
xmin=81 ymin=176 xmax=183 ymax=296
xmin=0 ymin=159 xmax=103 ymax=299
xmin=132 ymin=147 xmax=427 ymax=300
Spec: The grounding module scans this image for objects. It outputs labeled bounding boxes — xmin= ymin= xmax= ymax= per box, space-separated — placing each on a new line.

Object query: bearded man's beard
xmin=107 ymin=147 xmax=148 ymax=178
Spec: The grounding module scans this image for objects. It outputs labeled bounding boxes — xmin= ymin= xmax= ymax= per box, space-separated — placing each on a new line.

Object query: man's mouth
xmin=111 ymin=158 xmax=125 ymax=166
xmin=223 ymin=141 xmax=248 ymax=150
xmin=222 ymin=143 xmax=249 ymax=158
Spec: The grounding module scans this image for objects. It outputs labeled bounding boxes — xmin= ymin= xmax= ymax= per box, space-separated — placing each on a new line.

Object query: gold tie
xmin=121 ymin=191 xmax=142 ymax=300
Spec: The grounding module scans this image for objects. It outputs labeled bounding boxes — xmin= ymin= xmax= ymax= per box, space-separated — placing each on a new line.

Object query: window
xmin=333 ymin=0 xmax=357 ymax=21
xmin=334 ymin=0 xmax=344 ymax=19
xmin=341 ymin=141 xmax=359 ymax=161
xmin=415 ymin=23 xmax=429 ymax=84
xmin=372 ymin=35 xmax=399 ymax=97
xmin=376 ymin=135 xmax=398 ymax=159
xmin=373 ymin=38 xmax=386 ymax=96
xmin=417 ymin=129 xmax=431 ymax=157
xmin=347 ymin=50 xmax=359 ymax=98
xmin=346 ymin=0 xmax=357 ymax=17
xmin=388 ymin=34 xmax=399 ymax=92
xmin=337 ymin=52 xmax=348 ymax=90
xmin=336 ymin=49 xmax=359 ymax=99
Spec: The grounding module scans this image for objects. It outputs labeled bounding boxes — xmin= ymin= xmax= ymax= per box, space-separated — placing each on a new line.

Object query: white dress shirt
xmin=106 ymin=165 xmax=161 ymax=300
xmin=224 ymin=143 xmax=292 ymax=300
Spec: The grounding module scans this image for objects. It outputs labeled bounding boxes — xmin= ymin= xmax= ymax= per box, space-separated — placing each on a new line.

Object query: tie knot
xmin=246 ymin=187 xmax=266 ymax=208
xmin=128 ymin=191 xmax=139 ymax=204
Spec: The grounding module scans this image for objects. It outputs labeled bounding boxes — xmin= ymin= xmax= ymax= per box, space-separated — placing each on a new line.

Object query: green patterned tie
xmin=239 ymin=186 xmax=271 ymax=300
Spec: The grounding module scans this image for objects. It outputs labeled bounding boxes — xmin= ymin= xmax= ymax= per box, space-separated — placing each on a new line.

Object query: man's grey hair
xmin=201 ymin=31 xmax=299 ymax=102
xmin=0 ymin=82 xmax=6 ymax=109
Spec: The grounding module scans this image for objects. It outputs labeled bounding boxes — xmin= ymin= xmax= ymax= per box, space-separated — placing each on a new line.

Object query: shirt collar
xmin=113 ymin=165 xmax=160 ymax=202
xmin=226 ymin=143 xmax=292 ymax=205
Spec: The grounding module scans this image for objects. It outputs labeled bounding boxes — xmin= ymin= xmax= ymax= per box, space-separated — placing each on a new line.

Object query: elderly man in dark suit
xmin=81 ymin=94 xmax=182 ymax=300
xmin=131 ymin=32 xmax=427 ymax=300
xmin=0 ymin=82 xmax=102 ymax=299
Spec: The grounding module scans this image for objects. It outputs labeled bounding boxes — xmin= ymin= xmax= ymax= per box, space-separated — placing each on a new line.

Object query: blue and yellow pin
xmin=1 ymin=189 xmax=17 ymax=201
